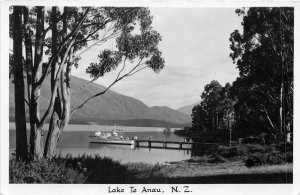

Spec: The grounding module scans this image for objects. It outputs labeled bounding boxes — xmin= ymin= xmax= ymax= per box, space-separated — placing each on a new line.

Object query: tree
xmin=192 ymin=80 xmax=227 ymax=132
xmin=200 ymin=80 xmax=222 ymax=131
xmin=229 ymin=7 xmax=293 ymax=140
xmin=191 ymin=104 xmax=208 ymax=132
xmin=10 ymin=6 xmax=165 ymax=159
xmin=219 ymin=83 xmax=235 ymax=145
xmin=12 ymin=6 xmax=28 ymax=160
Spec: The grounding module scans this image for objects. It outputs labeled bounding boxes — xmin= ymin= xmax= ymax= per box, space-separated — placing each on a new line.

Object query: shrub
xmin=208 ymin=154 xmax=226 ymax=163
xmin=244 ymin=152 xmax=286 ymax=167
xmin=244 ymin=153 xmax=266 ymax=167
xmin=242 ymin=136 xmax=264 ymax=144
xmin=286 ymin=152 xmax=293 ymax=163
xmin=60 ymin=154 xmax=134 ymax=184
xmin=217 ymin=146 xmax=238 ymax=158
xmin=278 ymin=142 xmax=293 ymax=153
xmin=246 ymin=144 xmax=266 ymax=153
xmin=265 ymin=152 xmax=284 ymax=165
xmin=264 ymin=134 xmax=276 ymax=145
xmin=9 ymin=158 xmax=85 ymax=183
xmin=246 ymin=144 xmax=275 ymax=154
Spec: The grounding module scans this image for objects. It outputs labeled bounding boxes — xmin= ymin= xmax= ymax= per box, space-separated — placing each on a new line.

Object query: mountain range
xmin=176 ymin=102 xmax=199 ymax=116
xmin=9 ymin=76 xmax=192 ymax=127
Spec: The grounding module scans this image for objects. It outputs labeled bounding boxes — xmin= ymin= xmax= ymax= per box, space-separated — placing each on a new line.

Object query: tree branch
xmin=71 ymin=78 xmax=121 ymax=115
xmin=39 ymin=39 xmax=75 ymax=127
xmin=74 ymin=29 xmax=122 ymax=58
xmin=116 ymin=57 xmax=127 ymax=80
xmin=71 ymin=58 xmax=144 ymax=114
xmin=44 ymin=12 xmax=66 ymax=34
xmin=127 ymin=64 xmax=148 ymax=76
xmin=259 ymin=104 xmax=277 ymax=133
xmin=37 ymin=8 xmax=90 ymax=87
xmin=74 ymin=19 xmax=110 ymax=46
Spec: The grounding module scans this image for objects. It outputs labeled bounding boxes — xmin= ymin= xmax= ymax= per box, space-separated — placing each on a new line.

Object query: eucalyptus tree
xmin=10 ymin=6 xmax=164 ymax=159
xmin=229 ymin=7 xmax=293 ymax=140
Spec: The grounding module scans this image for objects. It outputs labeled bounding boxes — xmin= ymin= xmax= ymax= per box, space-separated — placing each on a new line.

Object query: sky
xmin=72 ymin=7 xmax=243 ymax=110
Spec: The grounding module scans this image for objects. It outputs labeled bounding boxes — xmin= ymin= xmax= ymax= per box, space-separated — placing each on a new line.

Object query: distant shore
xmin=9 ymin=122 xmax=164 ymax=132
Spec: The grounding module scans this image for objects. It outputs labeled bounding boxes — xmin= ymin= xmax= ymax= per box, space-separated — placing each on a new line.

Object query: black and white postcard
xmin=0 ymin=0 xmax=299 ymax=195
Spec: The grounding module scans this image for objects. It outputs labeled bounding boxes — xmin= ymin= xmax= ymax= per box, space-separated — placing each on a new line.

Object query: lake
xmin=9 ymin=123 xmax=192 ymax=164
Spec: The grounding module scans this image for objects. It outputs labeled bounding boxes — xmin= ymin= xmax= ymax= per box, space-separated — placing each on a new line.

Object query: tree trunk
xmin=29 ymin=6 xmax=44 ymax=159
xmin=227 ymin=119 xmax=231 ymax=147
xmin=44 ymin=7 xmax=71 ymax=157
xmin=23 ymin=7 xmax=33 ymax=113
xmin=13 ymin=6 xmax=28 ymax=160
xmin=278 ymin=78 xmax=284 ymax=141
xmin=44 ymin=100 xmax=62 ymax=157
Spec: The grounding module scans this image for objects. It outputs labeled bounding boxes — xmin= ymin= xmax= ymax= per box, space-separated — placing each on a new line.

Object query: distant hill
xmin=176 ymin=102 xmax=200 ymax=116
xmin=9 ymin=76 xmax=191 ymax=127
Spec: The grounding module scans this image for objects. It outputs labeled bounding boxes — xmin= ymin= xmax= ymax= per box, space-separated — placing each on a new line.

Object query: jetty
xmin=89 ymin=138 xmax=219 ymax=150
xmin=134 ymin=140 xmax=219 ymax=150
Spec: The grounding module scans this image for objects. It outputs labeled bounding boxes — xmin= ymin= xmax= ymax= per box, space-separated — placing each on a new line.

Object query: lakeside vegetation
xmin=10 ymin=142 xmax=293 ymax=184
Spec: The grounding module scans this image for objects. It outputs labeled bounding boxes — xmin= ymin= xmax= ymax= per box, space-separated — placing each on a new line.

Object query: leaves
xmin=86 ymin=50 xmax=121 ymax=78
xmin=229 ymin=7 xmax=294 ymax=136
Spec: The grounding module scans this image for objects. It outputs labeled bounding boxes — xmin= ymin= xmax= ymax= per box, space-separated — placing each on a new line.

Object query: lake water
xmin=9 ymin=123 xmax=192 ymax=164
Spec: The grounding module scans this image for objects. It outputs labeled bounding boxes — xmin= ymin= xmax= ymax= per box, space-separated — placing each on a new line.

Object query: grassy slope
xmin=126 ymin=161 xmax=293 ymax=184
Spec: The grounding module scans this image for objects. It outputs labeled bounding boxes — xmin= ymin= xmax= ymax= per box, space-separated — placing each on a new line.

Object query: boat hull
xmin=89 ymin=136 xmax=135 ymax=145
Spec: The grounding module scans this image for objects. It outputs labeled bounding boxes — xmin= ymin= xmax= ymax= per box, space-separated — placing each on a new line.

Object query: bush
xmin=278 ymin=142 xmax=293 ymax=153
xmin=9 ymin=154 xmax=136 ymax=184
xmin=265 ymin=152 xmax=284 ymax=165
xmin=208 ymin=154 xmax=226 ymax=163
xmin=286 ymin=152 xmax=293 ymax=163
xmin=244 ymin=152 xmax=286 ymax=167
xmin=242 ymin=136 xmax=264 ymax=144
xmin=9 ymin=158 xmax=85 ymax=183
xmin=217 ymin=146 xmax=238 ymax=158
xmin=244 ymin=153 xmax=266 ymax=167
xmin=58 ymin=154 xmax=134 ymax=183
xmin=246 ymin=144 xmax=275 ymax=154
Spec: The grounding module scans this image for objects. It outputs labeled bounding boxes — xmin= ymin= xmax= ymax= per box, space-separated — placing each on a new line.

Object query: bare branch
xmin=71 ymin=58 xmax=144 ymax=114
xmin=116 ymin=57 xmax=127 ymax=80
xmin=71 ymin=78 xmax=97 ymax=94
xmin=124 ymin=58 xmax=144 ymax=76
xmin=127 ymin=64 xmax=149 ymax=76
xmin=71 ymin=78 xmax=120 ymax=114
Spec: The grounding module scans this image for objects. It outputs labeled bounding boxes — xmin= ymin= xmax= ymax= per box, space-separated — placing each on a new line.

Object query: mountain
xmin=9 ymin=76 xmax=191 ymax=127
xmin=176 ymin=102 xmax=200 ymax=116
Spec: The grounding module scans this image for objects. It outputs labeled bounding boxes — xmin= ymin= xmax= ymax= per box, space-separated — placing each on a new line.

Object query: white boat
xmin=89 ymin=126 xmax=137 ymax=145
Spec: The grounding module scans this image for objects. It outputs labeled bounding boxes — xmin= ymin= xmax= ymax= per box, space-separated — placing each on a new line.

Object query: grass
xmin=9 ymin=143 xmax=293 ymax=184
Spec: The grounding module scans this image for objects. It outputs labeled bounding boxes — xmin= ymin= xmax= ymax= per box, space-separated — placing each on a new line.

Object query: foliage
xmin=217 ymin=146 xmax=244 ymax=158
xmin=56 ymin=154 xmax=134 ymax=183
xmin=9 ymin=157 xmax=85 ymax=183
xmin=278 ymin=142 xmax=293 ymax=153
xmin=229 ymin=7 xmax=294 ymax=138
xmin=207 ymin=154 xmax=227 ymax=163
xmin=192 ymin=81 xmax=235 ymax=133
xmin=9 ymin=154 xmax=170 ymax=184
xmin=245 ymin=152 xmax=285 ymax=167
xmin=10 ymin=6 xmax=165 ymax=159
